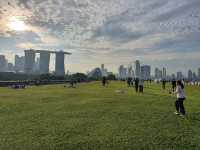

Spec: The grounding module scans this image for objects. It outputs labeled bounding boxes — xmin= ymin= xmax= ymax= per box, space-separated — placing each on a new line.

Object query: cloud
xmin=0 ymin=0 xmax=200 ymax=73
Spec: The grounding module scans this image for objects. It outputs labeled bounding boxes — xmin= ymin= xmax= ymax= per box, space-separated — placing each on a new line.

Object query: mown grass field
xmin=0 ymin=81 xmax=200 ymax=150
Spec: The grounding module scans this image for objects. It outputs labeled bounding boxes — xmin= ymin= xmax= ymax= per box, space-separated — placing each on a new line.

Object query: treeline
xmin=0 ymin=72 xmax=116 ymax=82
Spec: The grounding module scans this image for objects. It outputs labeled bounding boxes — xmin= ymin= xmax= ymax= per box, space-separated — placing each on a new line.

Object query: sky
xmin=0 ymin=0 xmax=200 ymax=74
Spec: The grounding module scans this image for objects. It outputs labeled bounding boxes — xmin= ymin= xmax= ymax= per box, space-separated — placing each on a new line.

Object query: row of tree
xmin=0 ymin=72 xmax=116 ymax=82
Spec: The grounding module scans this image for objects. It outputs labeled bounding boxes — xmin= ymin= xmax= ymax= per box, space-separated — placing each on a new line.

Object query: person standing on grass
xmin=102 ymin=76 xmax=106 ymax=86
xmin=172 ymin=79 xmax=176 ymax=92
xmin=173 ymin=80 xmax=186 ymax=117
xmin=135 ymin=78 xmax=139 ymax=92
xmin=162 ymin=79 xmax=166 ymax=90
xmin=139 ymin=79 xmax=144 ymax=93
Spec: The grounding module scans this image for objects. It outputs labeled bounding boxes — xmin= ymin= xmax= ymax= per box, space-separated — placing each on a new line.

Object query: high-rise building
xmin=15 ymin=55 xmax=25 ymax=73
xmin=193 ymin=72 xmax=197 ymax=81
xmin=101 ymin=64 xmax=107 ymax=77
xmin=155 ymin=68 xmax=162 ymax=79
xmin=171 ymin=73 xmax=176 ymax=80
xmin=177 ymin=72 xmax=183 ymax=80
xmin=7 ymin=63 xmax=14 ymax=72
xmin=141 ymin=65 xmax=151 ymax=80
xmin=188 ymin=69 xmax=193 ymax=81
xmin=162 ymin=67 xmax=167 ymax=79
xmin=127 ymin=64 xmax=134 ymax=78
xmin=24 ymin=50 xmax=36 ymax=74
xmin=198 ymin=68 xmax=200 ymax=80
xmin=134 ymin=60 xmax=140 ymax=79
xmin=0 ymin=55 xmax=8 ymax=72
xmin=118 ymin=65 xmax=127 ymax=80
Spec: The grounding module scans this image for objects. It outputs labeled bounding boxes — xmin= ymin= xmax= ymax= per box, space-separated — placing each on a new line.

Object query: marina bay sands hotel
xmin=24 ymin=49 xmax=72 ymax=76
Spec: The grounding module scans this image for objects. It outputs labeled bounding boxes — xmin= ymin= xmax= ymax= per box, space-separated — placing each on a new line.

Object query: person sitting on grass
xmin=172 ymin=80 xmax=186 ymax=117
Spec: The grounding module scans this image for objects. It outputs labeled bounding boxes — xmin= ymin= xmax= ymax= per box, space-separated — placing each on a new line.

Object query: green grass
xmin=0 ymin=81 xmax=200 ymax=150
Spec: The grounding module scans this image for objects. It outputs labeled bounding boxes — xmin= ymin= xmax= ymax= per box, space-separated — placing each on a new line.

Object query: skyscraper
xmin=177 ymin=72 xmax=183 ymax=80
xmin=101 ymin=64 xmax=107 ymax=77
xmin=134 ymin=60 xmax=140 ymax=79
xmin=15 ymin=55 xmax=25 ymax=72
xmin=193 ymin=72 xmax=197 ymax=81
xmin=141 ymin=65 xmax=151 ymax=80
xmin=118 ymin=65 xmax=127 ymax=80
xmin=7 ymin=63 xmax=14 ymax=72
xmin=0 ymin=55 xmax=8 ymax=72
xmin=127 ymin=64 xmax=134 ymax=78
xmin=188 ymin=69 xmax=193 ymax=81
xmin=162 ymin=67 xmax=167 ymax=79
xmin=155 ymin=68 xmax=162 ymax=79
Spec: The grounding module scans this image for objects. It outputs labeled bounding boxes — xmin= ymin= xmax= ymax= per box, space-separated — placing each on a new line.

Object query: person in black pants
xmin=174 ymin=80 xmax=186 ymax=117
xmin=172 ymin=79 xmax=176 ymax=92
xmin=162 ymin=79 xmax=166 ymax=90
xmin=135 ymin=78 xmax=139 ymax=93
xmin=102 ymin=76 xmax=106 ymax=86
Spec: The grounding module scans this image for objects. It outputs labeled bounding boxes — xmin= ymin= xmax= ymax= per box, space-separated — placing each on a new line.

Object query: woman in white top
xmin=174 ymin=80 xmax=186 ymax=116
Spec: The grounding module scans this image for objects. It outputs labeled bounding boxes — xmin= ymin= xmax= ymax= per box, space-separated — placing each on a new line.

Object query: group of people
xmin=9 ymin=84 xmax=26 ymax=89
xmin=102 ymin=76 xmax=187 ymax=117
xmin=126 ymin=77 xmax=144 ymax=93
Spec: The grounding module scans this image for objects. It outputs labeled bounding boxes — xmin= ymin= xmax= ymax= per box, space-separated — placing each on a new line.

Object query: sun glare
xmin=8 ymin=17 xmax=29 ymax=31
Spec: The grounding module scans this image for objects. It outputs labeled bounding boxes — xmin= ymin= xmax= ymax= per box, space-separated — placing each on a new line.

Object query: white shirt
xmin=176 ymin=85 xmax=185 ymax=98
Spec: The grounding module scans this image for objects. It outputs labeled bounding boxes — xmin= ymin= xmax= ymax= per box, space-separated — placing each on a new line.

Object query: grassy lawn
xmin=0 ymin=81 xmax=200 ymax=150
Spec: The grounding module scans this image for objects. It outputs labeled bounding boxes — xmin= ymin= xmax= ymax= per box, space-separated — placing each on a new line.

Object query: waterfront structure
xmin=24 ymin=49 xmax=71 ymax=76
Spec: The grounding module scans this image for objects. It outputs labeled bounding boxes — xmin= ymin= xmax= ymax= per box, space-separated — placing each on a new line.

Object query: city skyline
xmin=1 ymin=52 xmax=200 ymax=77
xmin=0 ymin=0 xmax=200 ymax=73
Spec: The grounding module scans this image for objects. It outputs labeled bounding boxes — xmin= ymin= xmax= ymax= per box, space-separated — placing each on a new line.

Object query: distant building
xmin=127 ymin=64 xmax=134 ymax=78
xmin=15 ymin=55 xmax=25 ymax=73
xmin=193 ymin=72 xmax=197 ymax=81
xmin=0 ymin=55 xmax=8 ymax=72
xmin=162 ymin=67 xmax=167 ymax=79
xmin=134 ymin=60 xmax=141 ymax=79
xmin=177 ymin=72 xmax=183 ymax=80
xmin=7 ymin=63 xmax=15 ymax=72
xmin=188 ymin=69 xmax=193 ymax=81
xmin=141 ymin=65 xmax=151 ymax=80
xmin=33 ymin=57 xmax=40 ymax=73
xmin=118 ymin=65 xmax=127 ymax=80
xmin=155 ymin=68 xmax=162 ymax=79
xmin=171 ymin=73 xmax=176 ymax=80
xmin=198 ymin=68 xmax=200 ymax=80
xmin=101 ymin=64 xmax=107 ymax=77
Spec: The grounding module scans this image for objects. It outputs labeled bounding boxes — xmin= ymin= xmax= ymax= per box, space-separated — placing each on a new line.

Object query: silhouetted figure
xmin=68 ymin=80 xmax=76 ymax=88
xmin=162 ymin=79 xmax=166 ymax=90
xmin=139 ymin=80 xmax=144 ymax=93
xmin=174 ymin=80 xmax=186 ymax=117
xmin=172 ymin=79 xmax=176 ymax=92
xmin=102 ymin=76 xmax=107 ymax=86
xmin=135 ymin=78 xmax=139 ymax=92
xmin=127 ymin=77 xmax=132 ymax=87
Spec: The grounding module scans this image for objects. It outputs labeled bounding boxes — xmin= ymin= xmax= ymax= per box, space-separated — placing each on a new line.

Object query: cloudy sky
xmin=0 ymin=0 xmax=200 ymax=74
